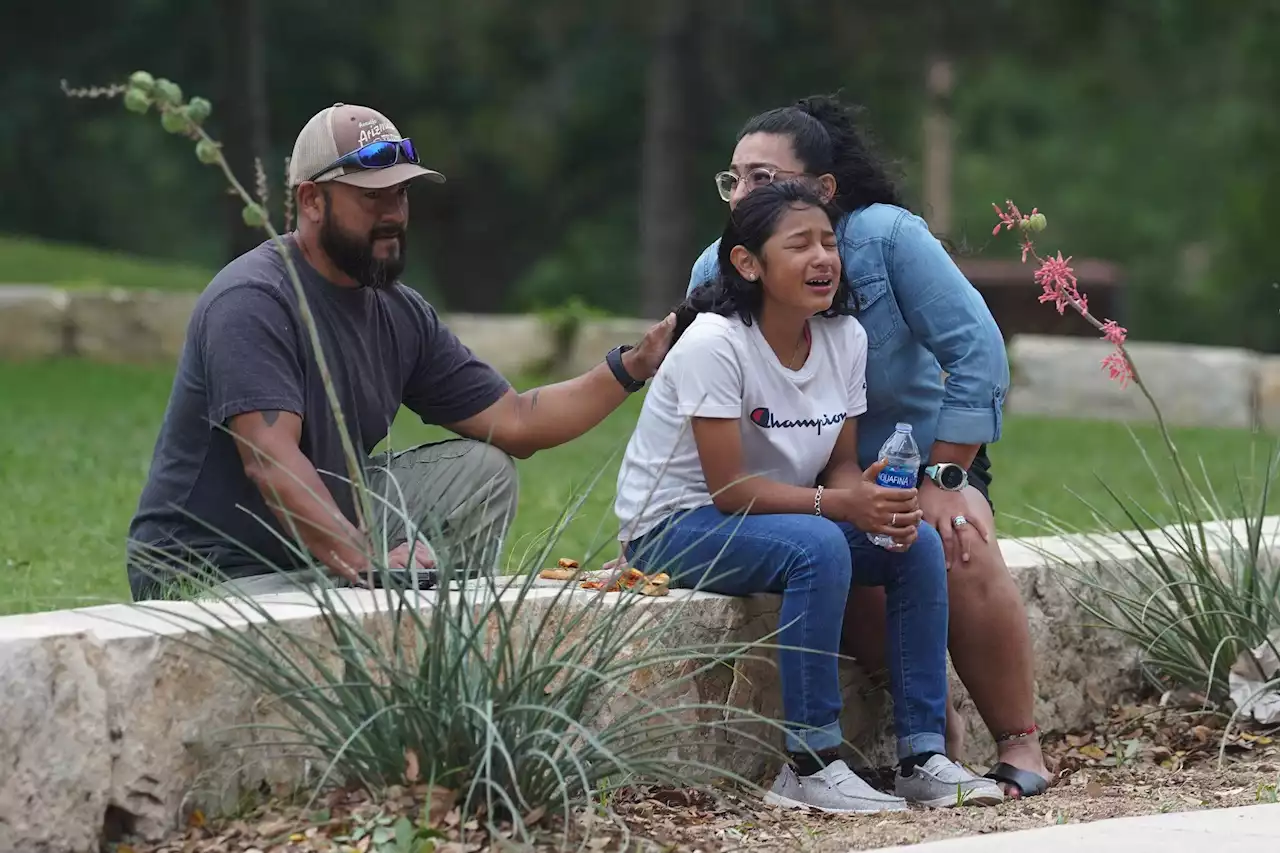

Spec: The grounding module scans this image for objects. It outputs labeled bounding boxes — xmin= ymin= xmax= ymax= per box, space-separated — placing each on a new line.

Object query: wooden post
xmin=923 ymin=56 xmax=954 ymax=237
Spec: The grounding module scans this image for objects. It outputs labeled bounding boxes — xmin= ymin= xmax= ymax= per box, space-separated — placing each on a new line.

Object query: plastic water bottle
xmin=868 ymin=423 xmax=921 ymax=549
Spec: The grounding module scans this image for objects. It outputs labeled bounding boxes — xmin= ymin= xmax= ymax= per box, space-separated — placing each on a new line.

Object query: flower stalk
xmin=992 ymin=199 xmax=1198 ymax=511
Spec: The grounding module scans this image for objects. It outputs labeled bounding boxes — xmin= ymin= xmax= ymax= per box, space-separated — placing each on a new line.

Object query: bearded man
xmin=126 ymin=103 xmax=673 ymax=600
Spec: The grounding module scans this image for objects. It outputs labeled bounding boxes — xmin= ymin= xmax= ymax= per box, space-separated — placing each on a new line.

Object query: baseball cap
xmin=287 ymin=103 xmax=446 ymax=189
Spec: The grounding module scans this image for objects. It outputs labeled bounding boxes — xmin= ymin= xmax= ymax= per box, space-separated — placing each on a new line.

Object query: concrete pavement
xmin=871 ymin=803 xmax=1280 ymax=852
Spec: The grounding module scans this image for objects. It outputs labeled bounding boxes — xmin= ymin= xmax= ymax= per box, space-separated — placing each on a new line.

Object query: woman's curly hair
xmin=740 ymin=92 xmax=905 ymax=214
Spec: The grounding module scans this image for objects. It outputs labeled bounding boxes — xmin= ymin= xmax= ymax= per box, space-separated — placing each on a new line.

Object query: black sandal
xmin=984 ymin=762 xmax=1050 ymax=798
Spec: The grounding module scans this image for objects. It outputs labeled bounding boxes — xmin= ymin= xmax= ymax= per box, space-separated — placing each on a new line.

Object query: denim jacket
xmin=687 ymin=202 xmax=1009 ymax=468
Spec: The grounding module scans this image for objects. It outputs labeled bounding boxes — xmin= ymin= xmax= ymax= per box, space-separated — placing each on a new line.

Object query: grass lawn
xmin=0 ymin=234 xmax=213 ymax=291
xmin=2 ymin=358 xmax=1278 ymax=617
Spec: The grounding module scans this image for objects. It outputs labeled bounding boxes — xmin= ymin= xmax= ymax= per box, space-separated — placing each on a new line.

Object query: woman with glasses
xmin=687 ymin=93 xmax=1050 ymax=800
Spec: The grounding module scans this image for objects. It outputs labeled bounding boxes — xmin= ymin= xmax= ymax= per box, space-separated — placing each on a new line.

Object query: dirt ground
xmin=129 ymin=702 xmax=1280 ymax=853
xmin=594 ymin=759 xmax=1279 ymax=852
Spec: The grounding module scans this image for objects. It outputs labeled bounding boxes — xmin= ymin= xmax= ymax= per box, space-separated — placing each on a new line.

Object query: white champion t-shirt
xmin=614 ymin=311 xmax=869 ymax=543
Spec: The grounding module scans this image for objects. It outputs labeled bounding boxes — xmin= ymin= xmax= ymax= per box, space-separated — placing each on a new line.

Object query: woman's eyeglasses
xmin=713 ymin=166 xmax=802 ymax=202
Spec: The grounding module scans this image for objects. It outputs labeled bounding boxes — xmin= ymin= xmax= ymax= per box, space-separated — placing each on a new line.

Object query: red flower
xmin=1101 ymin=350 xmax=1133 ymax=388
xmin=1033 ymin=251 xmax=1081 ymax=315
xmin=992 ymin=200 xmax=1024 ymax=235
xmin=1100 ymin=319 xmax=1127 ymax=346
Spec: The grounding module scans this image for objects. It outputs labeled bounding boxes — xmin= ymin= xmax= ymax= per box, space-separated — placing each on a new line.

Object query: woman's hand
xmin=918 ymin=481 xmax=990 ymax=570
xmin=824 ymin=459 xmax=923 ymax=548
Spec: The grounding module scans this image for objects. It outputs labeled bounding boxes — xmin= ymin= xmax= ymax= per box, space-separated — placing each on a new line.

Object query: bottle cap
xmin=896 ymin=422 xmax=912 ymax=433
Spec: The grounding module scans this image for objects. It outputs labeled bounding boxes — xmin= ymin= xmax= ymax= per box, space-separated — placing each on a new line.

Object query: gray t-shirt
xmin=126 ymin=236 xmax=510 ymax=597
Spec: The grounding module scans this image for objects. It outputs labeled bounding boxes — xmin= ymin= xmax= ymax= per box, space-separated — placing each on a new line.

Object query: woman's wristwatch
xmin=924 ymin=462 xmax=969 ymax=491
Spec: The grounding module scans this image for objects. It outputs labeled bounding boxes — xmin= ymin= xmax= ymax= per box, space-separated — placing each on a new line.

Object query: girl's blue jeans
xmin=626 ymin=506 xmax=949 ymax=760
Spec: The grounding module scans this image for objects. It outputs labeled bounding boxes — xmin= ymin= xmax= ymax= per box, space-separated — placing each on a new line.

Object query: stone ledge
xmin=10 ymin=287 xmax=1280 ymax=433
xmin=0 ymin=286 xmax=657 ymax=376
xmin=1008 ymin=334 xmax=1267 ymax=429
xmin=2 ymin=517 xmax=1276 ymax=853
xmin=0 ymin=286 xmax=70 ymax=360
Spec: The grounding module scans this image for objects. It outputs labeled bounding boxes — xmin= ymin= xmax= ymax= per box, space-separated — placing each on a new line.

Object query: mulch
xmin=122 ymin=700 xmax=1280 ymax=853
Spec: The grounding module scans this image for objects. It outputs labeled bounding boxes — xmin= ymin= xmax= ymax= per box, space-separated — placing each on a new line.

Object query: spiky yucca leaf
xmin=119 ymin=457 xmax=811 ymax=844
xmin=1020 ymin=432 xmax=1280 ymax=702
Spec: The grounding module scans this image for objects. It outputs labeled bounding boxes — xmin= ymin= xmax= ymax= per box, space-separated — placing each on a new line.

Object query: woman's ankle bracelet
xmin=993 ymin=724 xmax=1039 ymax=744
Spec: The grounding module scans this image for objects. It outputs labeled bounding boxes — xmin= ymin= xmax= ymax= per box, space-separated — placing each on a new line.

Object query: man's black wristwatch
xmin=606 ymin=345 xmax=646 ymax=392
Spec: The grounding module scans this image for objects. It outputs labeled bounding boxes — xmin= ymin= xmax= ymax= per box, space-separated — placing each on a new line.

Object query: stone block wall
xmin=0 ymin=286 xmax=656 ymax=379
xmin=68 ymin=290 xmax=200 ymax=365
xmin=6 ymin=516 xmax=1272 ymax=853
xmin=1007 ymin=335 xmax=1272 ymax=430
xmin=0 ymin=287 xmax=70 ymax=360
xmin=5 ymin=286 xmax=1280 ymax=431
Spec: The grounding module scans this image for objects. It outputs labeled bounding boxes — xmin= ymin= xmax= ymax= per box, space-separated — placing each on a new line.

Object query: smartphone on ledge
xmin=362 ymin=566 xmax=487 ymax=590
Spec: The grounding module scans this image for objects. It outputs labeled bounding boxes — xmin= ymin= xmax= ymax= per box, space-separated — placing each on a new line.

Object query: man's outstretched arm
xmin=445 ymin=313 xmax=676 ymax=459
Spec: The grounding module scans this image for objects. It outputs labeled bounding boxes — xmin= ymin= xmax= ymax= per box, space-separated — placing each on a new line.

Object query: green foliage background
xmin=3 ymin=1 xmax=1278 ymax=346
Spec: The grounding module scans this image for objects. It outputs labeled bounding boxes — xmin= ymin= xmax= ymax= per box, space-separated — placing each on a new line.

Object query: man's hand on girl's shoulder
xmin=622 ymin=313 xmax=678 ymax=380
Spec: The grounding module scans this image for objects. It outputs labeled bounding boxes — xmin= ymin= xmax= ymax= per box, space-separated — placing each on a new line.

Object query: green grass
xmin=0 ymin=234 xmax=213 ymax=291
xmin=2 ymin=358 xmax=1277 ymax=616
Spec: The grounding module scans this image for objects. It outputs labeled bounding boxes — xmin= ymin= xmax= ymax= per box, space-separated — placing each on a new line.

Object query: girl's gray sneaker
xmin=894 ymin=754 xmax=1005 ymax=808
xmin=763 ymin=759 xmax=909 ymax=814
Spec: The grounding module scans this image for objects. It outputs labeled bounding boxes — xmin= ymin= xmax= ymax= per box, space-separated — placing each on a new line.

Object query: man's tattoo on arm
xmin=261 ymin=410 xmax=281 ymax=427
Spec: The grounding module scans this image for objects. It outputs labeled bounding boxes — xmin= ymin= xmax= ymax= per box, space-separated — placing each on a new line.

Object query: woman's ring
xmin=892 ymin=512 xmax=897 ymax=526
xmin=953 ymin=515 xmax=969 ymax=528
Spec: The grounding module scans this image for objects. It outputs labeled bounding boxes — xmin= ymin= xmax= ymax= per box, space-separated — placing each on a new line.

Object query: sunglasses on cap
xmin=308 ymin=138 xmax=420 ymax=182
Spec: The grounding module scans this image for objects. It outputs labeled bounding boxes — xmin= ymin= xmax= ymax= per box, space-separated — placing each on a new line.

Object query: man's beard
xmin=319 ymin=207 xmax=407 ymax=290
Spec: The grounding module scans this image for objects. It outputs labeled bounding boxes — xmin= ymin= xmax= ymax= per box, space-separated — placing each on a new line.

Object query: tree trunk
xmin=216 ymin=0 xmax=270 ymax=260
xmin=638 ymin=0 xmax=698 ymax=320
